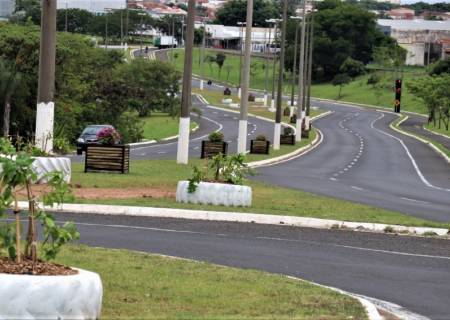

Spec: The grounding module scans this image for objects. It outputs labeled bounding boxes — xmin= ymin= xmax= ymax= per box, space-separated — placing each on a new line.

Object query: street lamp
xmin=273 ymin=0 xmax=288 ymax=151
xmin=267 ymin=18 xmax=281 ymax=112
xmin=200 ymin=21 xmax=206 ymax=90
xmin=305 ymin=2 xmax=315 ymax=132
xmin=237 ymin=21 xmax=246 ymax=99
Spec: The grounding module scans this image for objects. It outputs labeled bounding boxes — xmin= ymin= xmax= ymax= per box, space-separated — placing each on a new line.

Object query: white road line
xmin=400 ymin=197 xmax=430 ymax=205
xmin=351 ymin=185 xmax=364 ymax=191
xmin=157 ymin=151 xmax=166 ymax=154
xmin=256 ymin=236 xmax=450 ymax=260
xmin=330 ymin=177 xmax=338 ymax=181
xmin=371 ymin=113 xmax=450 ymax=192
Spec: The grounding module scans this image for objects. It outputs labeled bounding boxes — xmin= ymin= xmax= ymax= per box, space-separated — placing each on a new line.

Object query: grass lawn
xmin=141 ymin=113 xmax=196 ymax=141
xmin=171 ymin=48 xmax=428 ymax=115
xmin=56 ymin=245 xmax=367 ymax=319
xmin=70 ymin=160 xmax=449 ymax=229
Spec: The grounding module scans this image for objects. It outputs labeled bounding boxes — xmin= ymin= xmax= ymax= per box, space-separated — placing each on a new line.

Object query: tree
xmin=204 ymin=55 xmax=215 ymax=74
xmin=339 ymin=57 xmax=365 ymax=79
xmin=224 ymin=64 xmax=233 ymax=81
xmin=215 ymin=53 xmax=226 ymax=78
xmin=366 ymin=73 xmax=381 ymax=88
xmin=214 ymin=0 xmax=279 ymax=27
xmin=0 ymin=59 xmax=21 ymax=137
xmin=56 ymin=8 xmax=94 ymax=33
xmin=332 ymin=73 xmax=351 ymax=99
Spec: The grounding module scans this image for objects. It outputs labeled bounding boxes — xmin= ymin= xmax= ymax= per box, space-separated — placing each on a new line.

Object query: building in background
xmin=0 ymin=0 xmax=15 ymax=19
xmin=56 ymin=0 xmax=126 ymax=14
xmin=128 ymin=1 xmax=186 ymax=18
xmin=387 ymin=8 xmax=415 ymax=20
xmin=378 ymin=19 xmax=450 ymax=65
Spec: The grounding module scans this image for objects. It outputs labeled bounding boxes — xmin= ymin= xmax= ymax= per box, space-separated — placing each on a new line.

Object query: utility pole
xmin=120 ymin=9 xmax=123 ymax=47
xmin=270 ymin=20 xmax=280 ymax=112
xmin=274 ymin=0 xmax=288 ymax=150
xmin=36 ymin=0 xmax=57 ymax=153
xmin=290 ymin=16 xmax=301 ymax=112
xmin=200 ymin=21 xmax=206 ymax=90
xmin=105 ymin=11 xmax=108 ymax=50
xmin=237 ymin=21 xmax=246 ymax=99
xmin=296 ymin=0 xmax=307 ymax=141
xmin=305 ymin=2 xmax=314 ymax=131
xmin=176 ymin=0 xmax=196 ymax=164
xmin=65 ymin=0 xmax=68 ymax=32
xmin=237 ymin=0 xmax=254 ymax=154
xmin=125 ymin=8 xmax=129 ymax=49
xmin=263 ymin=24 xmax=270 ymax=107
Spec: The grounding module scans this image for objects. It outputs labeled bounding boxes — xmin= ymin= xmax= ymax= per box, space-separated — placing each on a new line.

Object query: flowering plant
xmin=97 ymin=127 xmax=121 ymax=145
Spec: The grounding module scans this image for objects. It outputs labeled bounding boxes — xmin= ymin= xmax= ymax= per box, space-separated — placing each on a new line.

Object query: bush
xmin=116 ymin=112 xmax=144 ymax=143
xmin=248 ymin=93 xmax=255 ymax=102
xmin=208 ymin=131 xmax=224 ymax=142
xmin=255 ymin=135 xmax=267 ymax=141
xmin=283 ymin=126 xmax=294 ymax=136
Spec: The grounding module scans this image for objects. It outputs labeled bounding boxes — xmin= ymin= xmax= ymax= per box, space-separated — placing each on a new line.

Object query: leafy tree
xmin=214 ymin=0 xmax=279 ymax=27
xmin=204 ymin=55 xmax=215 ymax=74
xmin=215 ymin=53 xmax=226 ymax=78
xmin=339 ymin=57 xmax=365 ymax=79
xmin=332 ymin=73 xmax=351 ymax=99
xmin=56 ymin=8 xmax=94 ymax=33
xmin=367 ymin=73 xmax=381 ymax=88
xmin=0 ymin=59 xmax=21 ymax=137
xmin=224 ymin=64 xmax=233 ymax=81
xmin=429 ymin=58 xmax=450 ymax=76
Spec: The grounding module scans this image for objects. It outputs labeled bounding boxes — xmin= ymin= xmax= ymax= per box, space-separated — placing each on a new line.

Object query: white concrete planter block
xmin=254 ymin=97 xmax=265 ymax=103
xmin=33 ymin=157 xmax=71 ymax=184
xmin=0 ymin=156 xmax=71 ymax=184
xmin=176 ymin=181 xmax=252 ymax=207
xmin=222 ymin=98 xmax=233 ymax=104
xmin=0 ymin=268 xmax=103 ymax=320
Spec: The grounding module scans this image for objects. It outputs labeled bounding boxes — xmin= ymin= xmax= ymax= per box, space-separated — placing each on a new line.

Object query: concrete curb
xmin=390 ymin=115 xmax=450 ymax=164
xmin=18 ymin=202 xmax=449 ymax=237
xmin=422 ymin=125 xmax=450 ymax=140
xmin=128 ymin=122 xmax=199 ymax=147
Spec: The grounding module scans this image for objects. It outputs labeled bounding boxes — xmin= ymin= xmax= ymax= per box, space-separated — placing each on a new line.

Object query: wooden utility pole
xmin=274 ymin=0 xmax=288 ymax=150
xmin=237 ymin=0 xmax=254 ymax=154
xmin=176 ymin=0 xmax=196 ymax=164
xmin=36 ymin=0 xmax=57 ymax=153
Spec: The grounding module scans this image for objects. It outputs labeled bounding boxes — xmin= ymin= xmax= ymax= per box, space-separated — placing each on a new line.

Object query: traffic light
xmin=394 ymin=79 xmax=402 ymax=113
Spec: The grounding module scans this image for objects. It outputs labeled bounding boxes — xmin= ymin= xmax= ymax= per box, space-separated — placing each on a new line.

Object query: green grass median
xmin=141 ymin=113 xmax=197 ymax=141
xmin=56 ymin=245 xmax=367 ymax=319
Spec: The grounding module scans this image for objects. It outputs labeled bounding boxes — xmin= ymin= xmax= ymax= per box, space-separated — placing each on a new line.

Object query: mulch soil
xmin=0 ymin=257 xmax=77 ymax=276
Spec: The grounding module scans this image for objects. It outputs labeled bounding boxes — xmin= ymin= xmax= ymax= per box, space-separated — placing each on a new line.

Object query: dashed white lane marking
xmin=400 ymin=197 xmax=430 ymax=205
xmin=330 ymin=177 xmax=338 ymax=181
xmin=371 ymin=113 xmax=450 ymax=192
xmin=157 ymin=151 xmax=166 ymax=154
xmin=140 ymin=153 xmax=146 ymax=156
xmin=213 ymin=111 xmax=218 ymax=114
xmin=351 ymin=185 xmax=364 ymax=191
xmin=223 ymin=114 xmax=228 ymax=117
xmin=256 ymin=236 xmax=450 ymax=260
xmin=194 ymin=146 xmax=199 ymax=150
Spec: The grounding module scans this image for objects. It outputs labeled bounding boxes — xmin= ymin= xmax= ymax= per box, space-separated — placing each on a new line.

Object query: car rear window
xmin=82 ymin=126 xmax=106 ymax=135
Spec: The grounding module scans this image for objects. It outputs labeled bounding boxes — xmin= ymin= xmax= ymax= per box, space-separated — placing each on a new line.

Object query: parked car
xmin=76 ymin=125 xmax=116 ymax=155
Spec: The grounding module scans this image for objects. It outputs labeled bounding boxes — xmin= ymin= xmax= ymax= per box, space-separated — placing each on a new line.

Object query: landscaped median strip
xmin=389 ymin=113 xmax=450 ymax=164
xmin=128 ymin=122 xmax=199 ymax=147
xmin=17 ymin=201 xmax=449 ymax=237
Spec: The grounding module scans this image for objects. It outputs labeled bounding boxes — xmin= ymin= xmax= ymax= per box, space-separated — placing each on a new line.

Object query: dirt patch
xmin=74 ymin=187 xmax=175 ymax=200
xmin=19 ymin=185 xmax=175 ymax=200
xmin=0 ymin=258 xmax=77 ymax=276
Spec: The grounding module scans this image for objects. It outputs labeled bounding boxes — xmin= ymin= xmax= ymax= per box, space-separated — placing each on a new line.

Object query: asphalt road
xmin=400 ymin=114 xmax=450 ymax=150
xmin=50 ymin=212 xmax=450 ymax=320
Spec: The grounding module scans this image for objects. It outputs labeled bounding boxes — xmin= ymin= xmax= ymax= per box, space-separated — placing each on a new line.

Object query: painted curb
xmin=422 ymin=125 xmax=450 ymax=141
xmin=18 ymin=201 xmax=449 ymax=237
xmin=390 ymin=115 xmax=450 ymax=164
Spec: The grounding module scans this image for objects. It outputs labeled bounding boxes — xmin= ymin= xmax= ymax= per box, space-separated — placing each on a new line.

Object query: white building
xmin=378 ymin=19 xmax=450 ymax=66
xmin=56 ymin=0 xmax=126 ymax=14
xmin=0 ymin=0 xmax=15 ymax=18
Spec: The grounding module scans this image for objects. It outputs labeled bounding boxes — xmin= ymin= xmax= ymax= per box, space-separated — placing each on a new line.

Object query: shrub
xmin=116 ymin=112 xmax=144 ymax=143
xmin=97 ymin=127 xmax=121 ymax=145
xmin=248 ymin=93 xmax=255 ymax=102
xmin=208 ymin=131 xmax=224 ymax=142
xmin=283 ymin=126 xmax=294 ymax=136
xmin=255 ymin=135 xmax=267 ymax=141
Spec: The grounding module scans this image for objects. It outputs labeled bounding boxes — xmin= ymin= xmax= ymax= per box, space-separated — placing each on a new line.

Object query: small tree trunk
xmin=14 ymin=198 xmax=21 ymax=263
xmin=338 ymin=86 xmax=342 ymax=99
xmin=26 ymin=182 xmax=37 ymax=263
xmin=3 ymin=97 xmax=11 ymax=138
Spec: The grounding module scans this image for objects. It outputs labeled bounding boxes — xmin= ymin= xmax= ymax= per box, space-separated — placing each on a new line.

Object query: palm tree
xmin=0 ymin=59 xmax=21 ymax=137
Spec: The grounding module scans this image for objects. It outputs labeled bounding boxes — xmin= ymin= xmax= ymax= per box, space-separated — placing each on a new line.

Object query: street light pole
xmin=200 ymin=22 xmax=206 ymax=90
xmin=176 ymin=0 xmax=196 ymax=164
xmin=36 ymin=0 xmax=57 ymax=153
xmin=237 ymin=1 xmax=254 ymax=154
xmin=296 ymin=0 xmax=307 ymax=141
xmin=270 ymin=21 xmax=280 ymax=112
xmin=105 ymin=11 xmax=108 ymax=50
xmin=65 ymin=0 xmax=68 ymax=32
xmin=273 ymin=0 xmax=287 ymax=150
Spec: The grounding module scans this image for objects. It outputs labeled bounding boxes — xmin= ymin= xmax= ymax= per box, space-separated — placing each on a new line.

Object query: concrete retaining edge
xmin=17 ymin=201 xmax=449 ymax=237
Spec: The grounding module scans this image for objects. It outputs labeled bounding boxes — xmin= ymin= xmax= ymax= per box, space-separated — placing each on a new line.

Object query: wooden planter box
xmin=85 ymin=145 xmax=130 ymax=174
xmin=201 ymin=141 xmax=228 ymax=158
xmin=283 ymin=108 xmax=290 ymax=117
xmin=280 ymin=134 xmax=296 ymax=145
xmin=250 ymin=140 xmax=270 ymax=154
